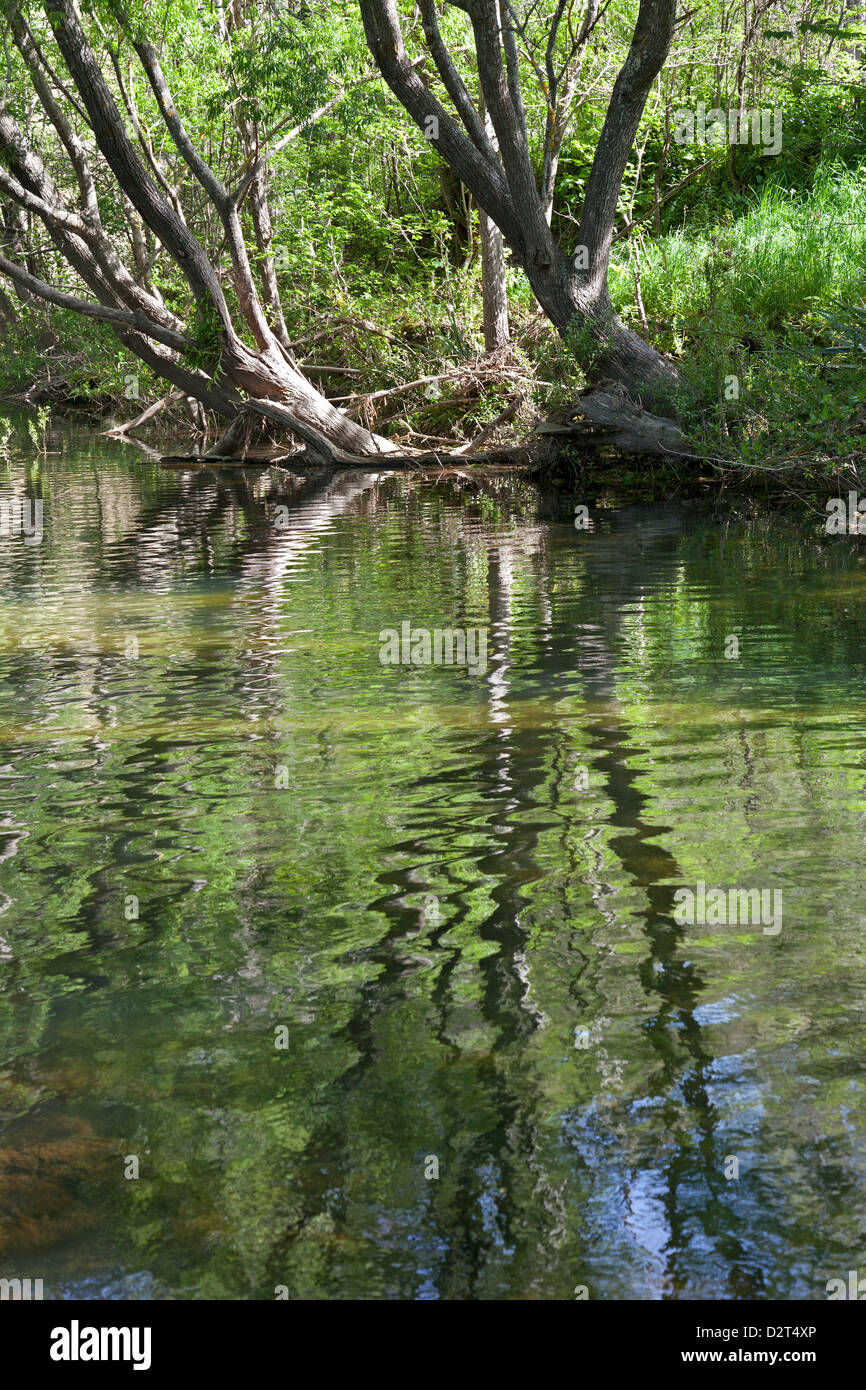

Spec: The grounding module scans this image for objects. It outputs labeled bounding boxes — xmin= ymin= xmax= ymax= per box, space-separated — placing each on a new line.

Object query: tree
xmin=0 ymin=0 xmax=398 ymax=459
xmin=358 ymin=0 xmax=681 ymax=408
xmin=478 ymin=104 xmax=509 ymax=350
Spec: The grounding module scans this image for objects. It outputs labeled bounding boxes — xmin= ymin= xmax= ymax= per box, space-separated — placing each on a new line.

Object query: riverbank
xmin=7 ymin=402 xmax=861 ymax=527
xmin=5 ymin=150 xmax=866 ymax=496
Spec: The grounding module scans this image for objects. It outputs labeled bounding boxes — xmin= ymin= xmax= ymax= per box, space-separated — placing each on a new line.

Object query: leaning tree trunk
xmin=360 ymin=0 xmax=680 ymax=411
xmin=0 ymin=0 xmax=396 ymax=460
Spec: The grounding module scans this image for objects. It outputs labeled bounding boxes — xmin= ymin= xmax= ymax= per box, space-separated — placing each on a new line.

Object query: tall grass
xmin=612 ymin=164 xmax=866 ymax=345
xmin=608 ymin=164 xmax=866 ymax=462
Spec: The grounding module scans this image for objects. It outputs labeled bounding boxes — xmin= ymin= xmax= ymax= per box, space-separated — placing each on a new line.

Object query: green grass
xmin=608 ymin=163 xmax=866 ymax=465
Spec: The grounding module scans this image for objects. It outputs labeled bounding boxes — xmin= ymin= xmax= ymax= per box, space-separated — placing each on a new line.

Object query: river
xmin=0 ymin=428 xmax=863 ymax=1299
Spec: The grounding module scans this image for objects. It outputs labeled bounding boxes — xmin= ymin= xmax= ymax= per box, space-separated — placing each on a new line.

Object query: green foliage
xmin=5 ymin=0 xmax=866 ymax=469
xmin=604 ymin=163 xmax=866 ymax=463
xmin=187 ymin=307 xmax=224 ymax=377
xmin=26 ymin=405 xmax=51 ymax=455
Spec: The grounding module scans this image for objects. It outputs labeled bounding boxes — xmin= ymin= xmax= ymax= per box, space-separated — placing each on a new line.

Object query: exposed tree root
xmin=534 ymin=384 xmax=692 ymax=457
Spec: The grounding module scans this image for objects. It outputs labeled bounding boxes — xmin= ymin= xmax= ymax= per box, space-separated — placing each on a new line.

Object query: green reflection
xmin=0 ymin=434 xmax=864 ymax=1299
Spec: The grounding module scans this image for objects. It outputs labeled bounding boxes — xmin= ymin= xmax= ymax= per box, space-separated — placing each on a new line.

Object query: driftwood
xmin=534 ymin=384 xmax=692 ymax=457
xmin=456 ymin=393 xmax=524 ymax=455
xmin=159 ymin=453 xmax=292 ymax=467
xmin=158 ymin=441 xmax=531 ymax=471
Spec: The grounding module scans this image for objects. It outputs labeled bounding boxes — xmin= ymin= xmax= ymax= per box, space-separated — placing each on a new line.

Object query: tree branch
xmin=0 ymin=250 xmax=192 ymax=350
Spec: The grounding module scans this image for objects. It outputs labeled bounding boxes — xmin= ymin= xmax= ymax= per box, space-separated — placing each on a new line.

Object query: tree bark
xmin=480 ymin=208 xmax=510 ymax=350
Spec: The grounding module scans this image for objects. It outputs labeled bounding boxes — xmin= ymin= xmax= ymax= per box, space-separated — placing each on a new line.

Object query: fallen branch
xmin=331 ymin=364 xmax=540 ymax=406
xmin=286 ymin=314 xmax=404 ymax=351
xmin=456 ymin=394 xmax=524 ymax=454
xmin=104 ymin=390 xmax=184 ymax=436
xmin=301 ymin=364 xmax=365 ymax=375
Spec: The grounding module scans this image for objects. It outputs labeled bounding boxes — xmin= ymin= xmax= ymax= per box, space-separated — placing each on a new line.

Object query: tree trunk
xmin=359 ymin=0 xmax=681 ymax=411
xmin=0 ymin=0 xmax=397 ymax=458
xmin=479 ymin=208 xmax=509 ymax=350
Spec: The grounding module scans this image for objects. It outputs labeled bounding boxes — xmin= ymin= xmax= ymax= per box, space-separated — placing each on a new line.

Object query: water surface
xmin=0 ymin=432 xmax=864 ymax=1299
